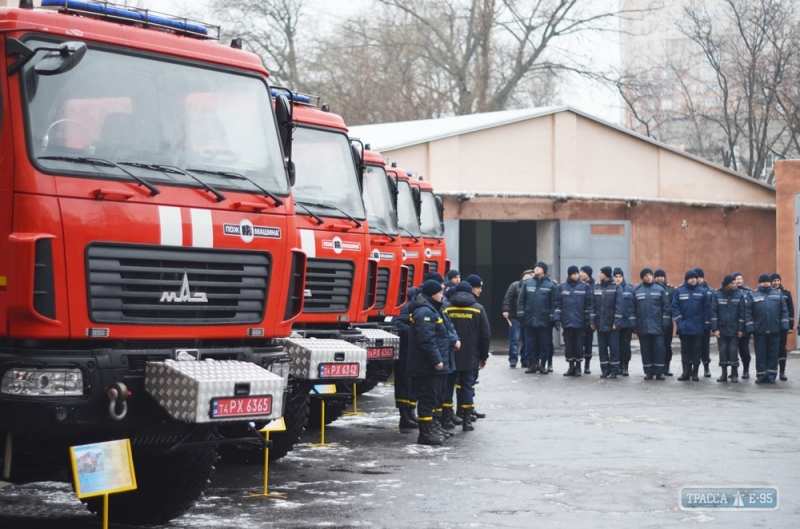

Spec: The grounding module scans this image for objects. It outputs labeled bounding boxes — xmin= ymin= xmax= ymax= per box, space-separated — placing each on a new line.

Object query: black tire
xmin=354 ymin=378 xmax=379 ymax=395
xmin=306 ymin=398 xmax=348 ymax=429
xmin=268 ymin=393 xmax=310 ymax=461
xmin=85 ymin=429 xmax=217 ymax=525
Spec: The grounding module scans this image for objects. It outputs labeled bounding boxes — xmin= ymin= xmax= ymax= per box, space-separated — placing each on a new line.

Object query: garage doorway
xmin=459 ymin=220 xmax=538 ymax=339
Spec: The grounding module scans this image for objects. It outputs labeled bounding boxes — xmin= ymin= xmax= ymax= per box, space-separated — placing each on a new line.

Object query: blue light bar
xmin=270 ymin=89 xmax=319 ymax=107
xmin=40 ymin=0 xmax=218 ymax=39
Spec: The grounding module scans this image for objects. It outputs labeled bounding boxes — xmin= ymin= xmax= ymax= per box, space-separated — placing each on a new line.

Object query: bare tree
xmin=616 ymin=0 xmax=799 ymax=181
xmin=378 ymin=0 xmax=638 ymax=115
xmin=212 ymin=0 xmax=310 ymax=90
xmin=308 ymin=11 xmax=452 ymax=124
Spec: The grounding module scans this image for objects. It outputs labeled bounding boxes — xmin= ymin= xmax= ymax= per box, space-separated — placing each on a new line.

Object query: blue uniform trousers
xmin=456 ymin=369 xmax=478 ymax=410
xmin=754 ymin=333 xmax=779 ymax=382
xmin=597 ymin=330 xmax=620 ymax=375
xmin=639 ymin=333 xmax=665 ymax=375
xmin=523 ymin=326 xmax=552 ymax=365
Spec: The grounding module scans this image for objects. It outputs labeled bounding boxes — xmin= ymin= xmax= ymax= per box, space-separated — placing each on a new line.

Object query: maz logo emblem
xmin=160 ymin=272 xmax=208 ymax=303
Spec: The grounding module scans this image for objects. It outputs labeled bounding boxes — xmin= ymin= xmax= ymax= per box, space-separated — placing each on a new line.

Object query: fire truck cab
xmin=386 ymin=165 xmax=427 ymax=288
xmin=267 ymin=90 xmax=372 ymax=450
xmin=409 ymin=178 xmax=450 ymax=275
xmin=0 ymin=2 xmax=302 ymax=523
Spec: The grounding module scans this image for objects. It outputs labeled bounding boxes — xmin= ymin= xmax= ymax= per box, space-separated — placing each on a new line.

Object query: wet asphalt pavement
xmin=2 ymin=345 xmax=799 ymax=528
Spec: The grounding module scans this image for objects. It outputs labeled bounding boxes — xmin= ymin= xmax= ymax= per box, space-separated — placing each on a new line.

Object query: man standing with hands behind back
xmin=518 ymin=262 xmax=557 ymax=375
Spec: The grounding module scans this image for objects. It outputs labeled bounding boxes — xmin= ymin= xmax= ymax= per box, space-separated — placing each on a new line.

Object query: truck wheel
xmin=84 ymin=430 xmax=217 ymax=525
xmin=306 ymin=398 xmax=348 ymax=429
xmin=268 ymin=394 xmax=309 ymax=461
xmin=354 ymin=379 xmax=379 ymax=395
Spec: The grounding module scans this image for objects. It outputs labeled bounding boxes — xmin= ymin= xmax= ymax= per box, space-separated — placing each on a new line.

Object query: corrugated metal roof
xmin=348 ymin=106 xmax=775 ymax=192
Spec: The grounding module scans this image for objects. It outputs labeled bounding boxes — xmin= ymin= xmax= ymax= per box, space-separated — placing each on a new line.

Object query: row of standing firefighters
xmin=503 ymin=264 xmax=793 ymax=384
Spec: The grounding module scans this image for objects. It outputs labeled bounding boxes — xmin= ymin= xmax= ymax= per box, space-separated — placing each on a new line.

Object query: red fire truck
xmin=343 ymin=148 xmax=408 ymax=394
xmin=265 ymin=90 xmax=372 ymax=455
xmin=386 ymin=164 xmax=427 ymax=287
xmin=362 ymin=149 xmax=408 ymax=321
xmin=0 ymin=1 xmax=303 ymax=523
xmin=410 ymin=178 xmax=450 ymax=275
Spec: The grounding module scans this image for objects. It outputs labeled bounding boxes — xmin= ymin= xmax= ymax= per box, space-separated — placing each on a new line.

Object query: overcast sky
xmin=134 ymin=0 xmax=622 ymax=123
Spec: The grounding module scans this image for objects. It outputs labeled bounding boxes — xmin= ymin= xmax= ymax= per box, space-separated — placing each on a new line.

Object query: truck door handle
xmin=93 ymin=188 xmax=135 ymax=200
xmin=233 ymin=201 xmax=269 ymax=212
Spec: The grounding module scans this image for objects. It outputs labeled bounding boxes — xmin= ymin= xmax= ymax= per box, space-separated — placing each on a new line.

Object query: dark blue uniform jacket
xmin=554 ymin=278 xmax=594 ymax=329
xmin=711 ymin=288 xmax=745 ymax=337
xmin=671 ymin=283 xmax=711 ymax=336
xmin=444 ymin=290 xmax=491 ymax=371
xmin=746 ymin=286 xmax=789 ymax=335
xmin=517 ymin=276 xmax=557 ymax=327
xmin=408 ymin=294 xmax=453 ymax=377
xmin=632 ymin=282 xmax=670 ymax=335
xmin=617 ymin=281 xmax=636 ymax=329
xmin=593 ymin=280 xmax=623 ymax=332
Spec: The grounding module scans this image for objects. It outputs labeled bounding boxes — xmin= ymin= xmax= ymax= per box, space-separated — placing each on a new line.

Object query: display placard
xmin=70 ymin=439 xmax=137 ymax=499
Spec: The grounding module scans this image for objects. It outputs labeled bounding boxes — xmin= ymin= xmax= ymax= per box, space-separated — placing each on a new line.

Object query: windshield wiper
xmin=185 ymin=168 xmax=284 ymax=207
xmin=293 ymin=201 xmax=324 ymax=225
xmin=295 ymin=201 xmax=362 ymax=228
xmin=399 ymin=227 xmax=420 ymax=243
xmin=371 ymin=225 xmax=397 ymax=242
xmin=39 ymin=156 xmax=160 ymax=196
xmin=119 ymin=163 xmax=225 ymax=202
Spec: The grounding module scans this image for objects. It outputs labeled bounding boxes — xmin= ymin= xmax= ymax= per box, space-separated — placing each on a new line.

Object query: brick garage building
xmin=351 ymin=107 xmax=775 ymax=336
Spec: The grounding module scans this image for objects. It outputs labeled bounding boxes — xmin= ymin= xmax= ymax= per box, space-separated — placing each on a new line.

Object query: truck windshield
xmin=419 ymin=190 xmax=444 ymax=238
xmin=396 ymin=180 xmax=422 ymax=238
xmin=292 ymin=127 xmax=366 ymax=220
xmin=362 ymin=164 xmax=399 ymax=235
xmin=23 ymin=39 xmax=289 ymax=196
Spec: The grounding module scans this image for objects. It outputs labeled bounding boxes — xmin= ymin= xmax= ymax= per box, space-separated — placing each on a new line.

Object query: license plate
xmin=318 ymin=363 xmax=360 ymax=378
xmin=367 ymin=346 xmax=395 ymax=359
xmin=210 ymin=395 xmax=272 ymax=418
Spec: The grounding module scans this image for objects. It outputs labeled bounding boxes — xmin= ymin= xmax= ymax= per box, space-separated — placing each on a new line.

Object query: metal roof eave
xmin=352 ymin=106 xmax=776 ymax=194
xmin=439 ymin=190 xmax=776 ymax=210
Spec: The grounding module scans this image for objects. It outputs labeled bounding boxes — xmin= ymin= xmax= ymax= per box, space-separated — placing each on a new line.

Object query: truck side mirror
xmin=387 ymin=174 xmax=398 ymax=211
xmin=435 ymin=195 xmax=445 ymax=229
xmin=411 ymin=186 xmax=422 ymax=219
xmin=275 ymin=93 xmax=293 ymax=160
xmin=34 ymin=41 xmax=87 ymax=75
xmin=350 ymin=144 xmax=365 ymax=192
xmin=7 ymin=38 xmax=87 ymax=76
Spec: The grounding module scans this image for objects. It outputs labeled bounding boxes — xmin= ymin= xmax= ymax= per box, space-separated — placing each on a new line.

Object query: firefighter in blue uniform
xmin=580 ymin=265 xmax=596 ymax=374
xmin=593 ymin=266 xmax=623 ymax=378
xmin=746 ymin=274 xmax=789 ymax=384
xmin=632 ymin=268 xmax=670 ymax=379
xmin=423 ymin=271 xmax=460 ymax=433
xmin=694 ymin=268 xmax=715 ymax=378
xmin=654 ymin=269 xmax=676 ymax=376
xmin=518 ymin=262 xmax=557 ymax=375
xmin=408 ymin=280 xmax=453 ymax=445
xmin=672 ymin=269 xmax=711 ymax=381
xmin=444 ymin=280 xmax=491 ymax=431
xmin=614 ymin=268 xmax=636 ymax=376
xmin=770 ymin=273 xmax=794 ymax=381
xmin=711 ymin=274 xmax=745 ymax=382
xmin=555 ymin=265 xmax=594 ymax=376
xmin=733 ymin=272 xmax=753 ymax=378
xmin=392 ymin=285 xmax=420 ymax=429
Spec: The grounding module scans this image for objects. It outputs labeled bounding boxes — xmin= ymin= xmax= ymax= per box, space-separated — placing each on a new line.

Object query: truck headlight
xmin=1 ymin=368 xmax=84 ymax=396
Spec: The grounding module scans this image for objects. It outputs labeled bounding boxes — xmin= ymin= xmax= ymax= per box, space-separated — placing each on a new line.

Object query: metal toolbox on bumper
xmin=276 ymin=338 xmax=367 ymax=380
xmin=357 ymin=328 xmax=400 ymax=361
xmin=145 ymin=360 xmax=285 ymax=423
